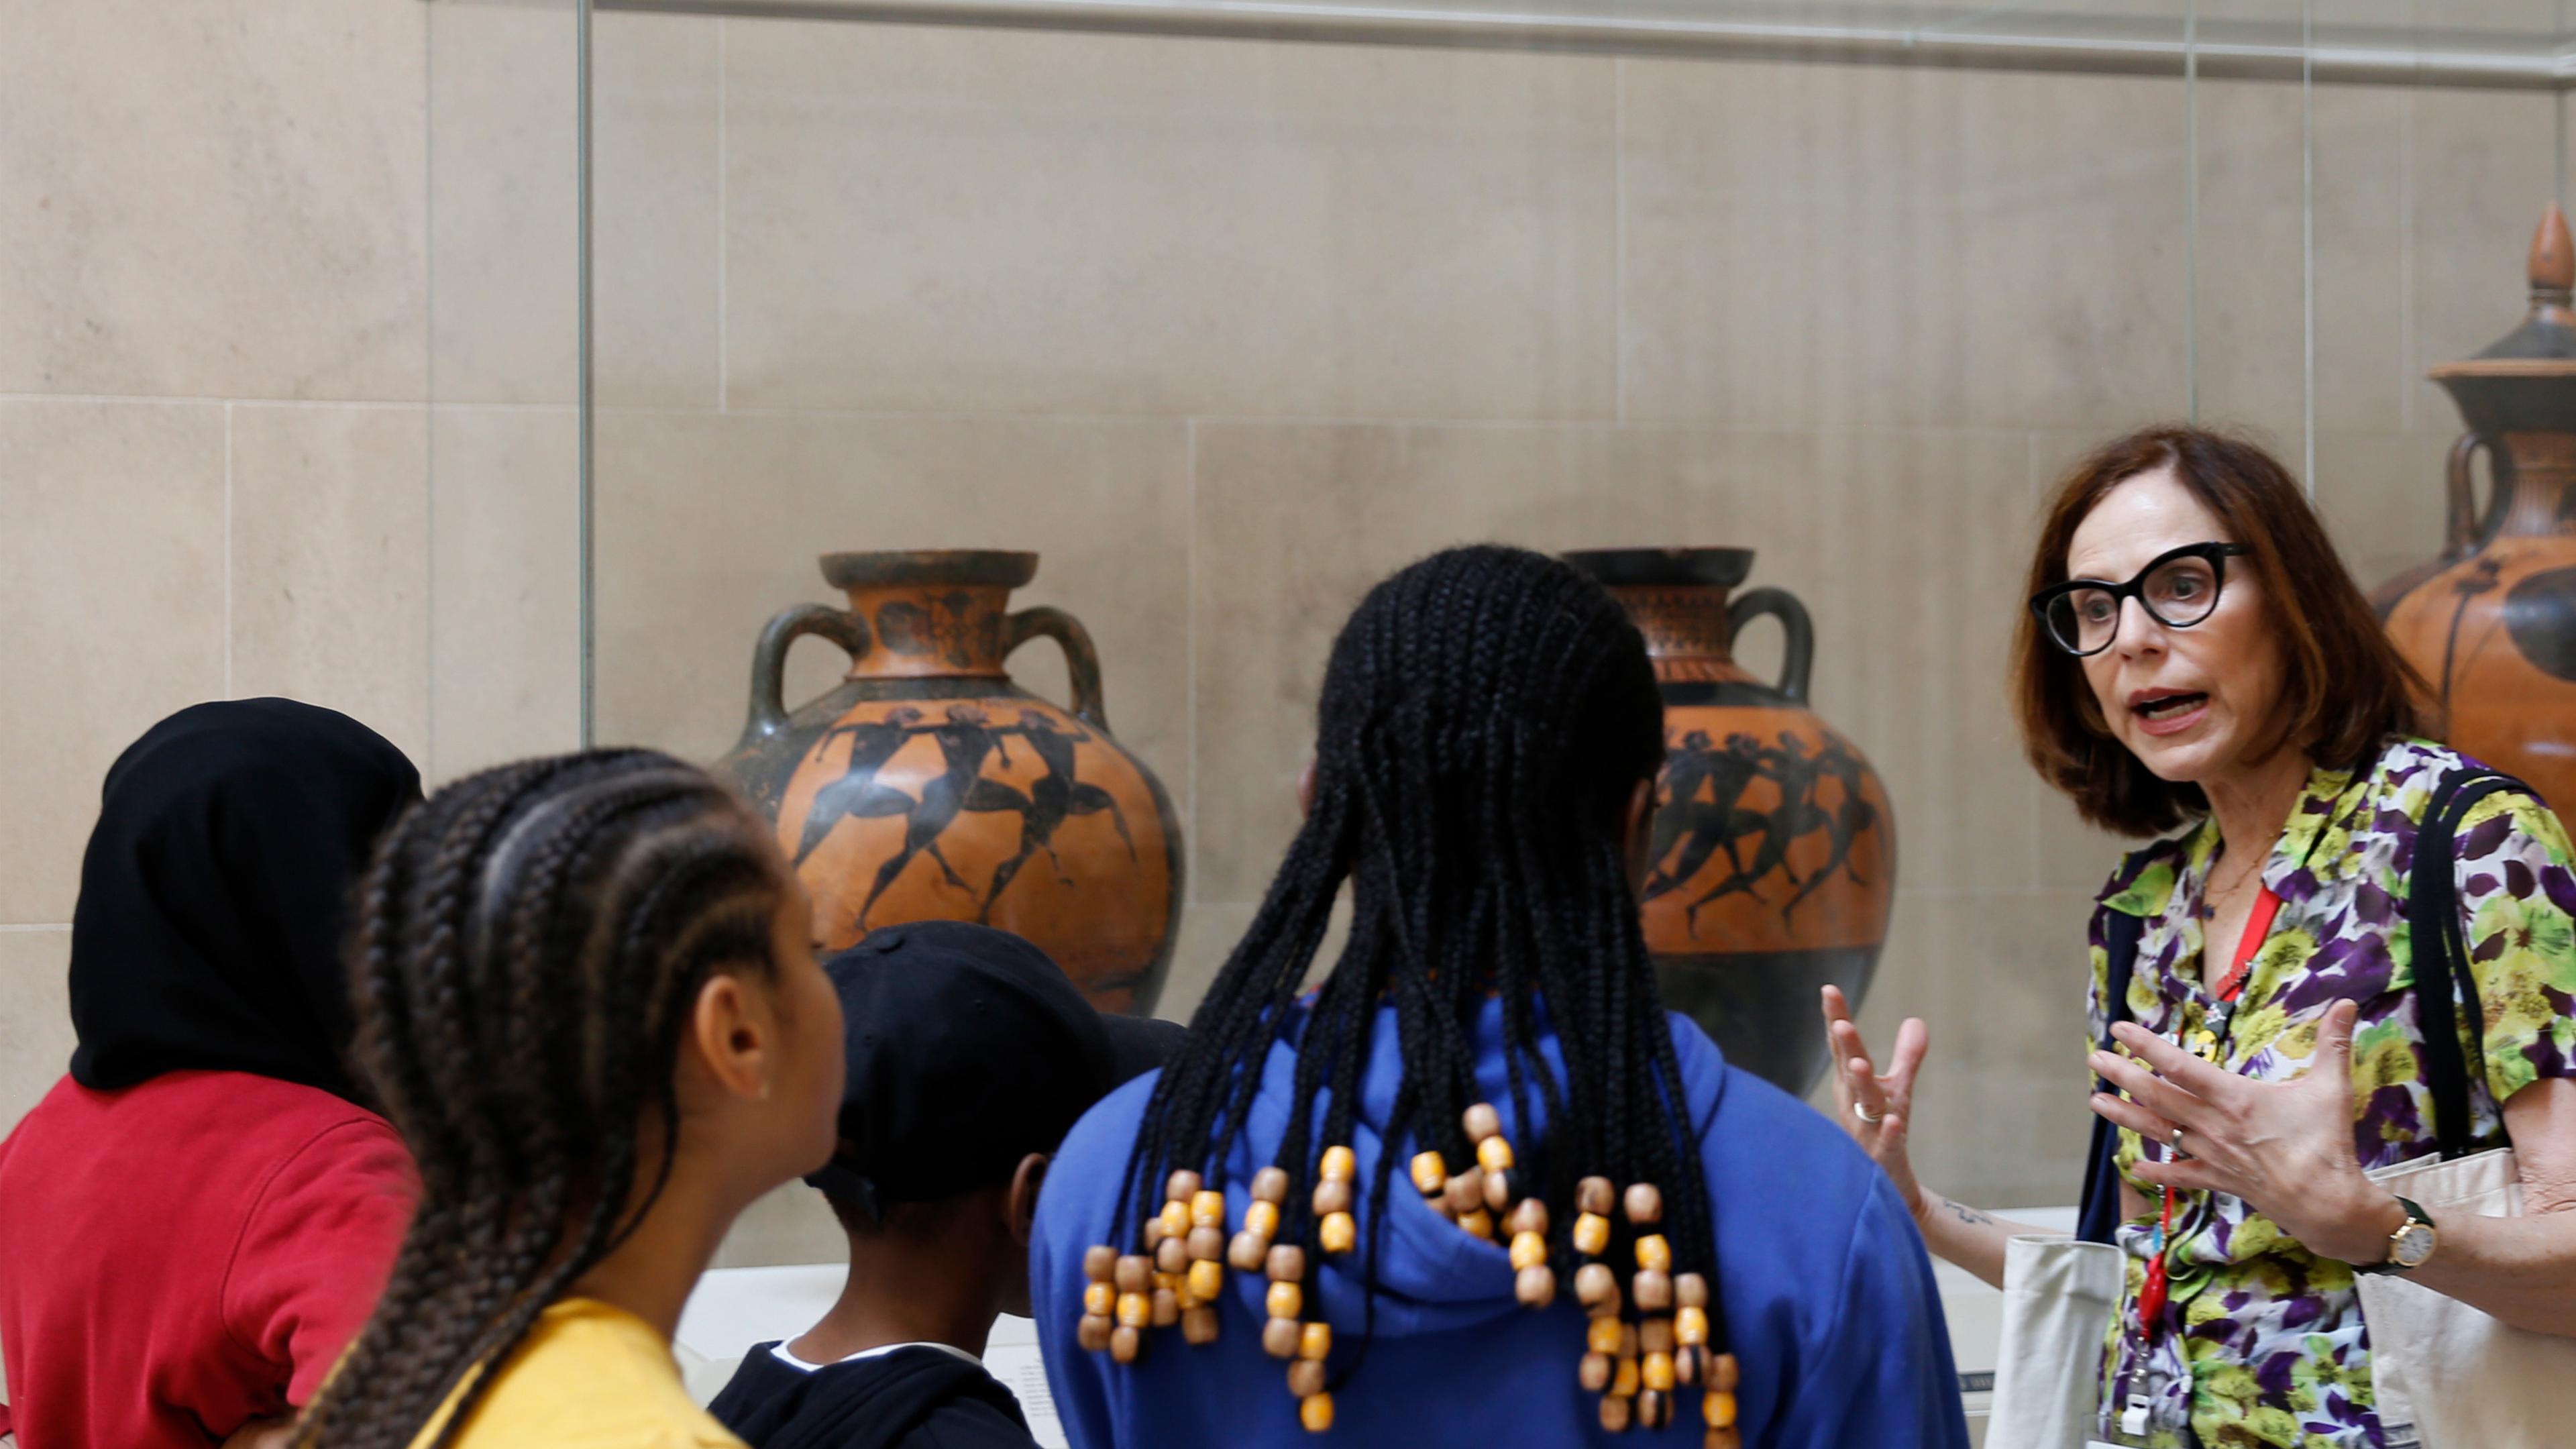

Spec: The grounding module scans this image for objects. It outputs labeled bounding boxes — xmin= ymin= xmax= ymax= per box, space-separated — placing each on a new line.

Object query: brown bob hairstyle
xmin=2014 ymin=425 xmax=2430 ymax=838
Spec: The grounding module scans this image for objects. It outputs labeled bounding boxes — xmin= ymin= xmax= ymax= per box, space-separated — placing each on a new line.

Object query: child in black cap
xmin=708 ymin=920 xmax=1181 ymax=1449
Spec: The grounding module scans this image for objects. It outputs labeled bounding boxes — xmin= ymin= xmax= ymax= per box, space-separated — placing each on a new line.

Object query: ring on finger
xmin=1852 ymin=1101 xmax=1886 ymax=1126
xmin=2169 ymin=1125 xmax=2191 ymax=1161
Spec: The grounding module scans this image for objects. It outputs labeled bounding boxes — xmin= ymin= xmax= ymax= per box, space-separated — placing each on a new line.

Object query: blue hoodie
xmin=1032 ymin=998 xmax=1969 ymax=1448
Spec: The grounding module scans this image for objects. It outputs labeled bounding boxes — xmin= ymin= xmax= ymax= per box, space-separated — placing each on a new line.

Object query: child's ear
xmin=1007 ymin=1152 xmax=1051 ymax=1247
xmin=688 ymin=971 xmax=777 ymax=1104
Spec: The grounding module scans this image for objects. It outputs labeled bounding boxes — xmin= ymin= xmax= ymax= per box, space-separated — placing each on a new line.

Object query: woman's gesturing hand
xmin=1822 ymin=984 xmax=1931 ymax=1225
xmin=2088 ymin=998 xmax=2399 ymax=1265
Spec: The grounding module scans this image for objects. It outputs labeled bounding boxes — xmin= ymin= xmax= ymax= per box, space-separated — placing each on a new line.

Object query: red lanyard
xmin=2136 ymin=883 xmax=2282 ymax=1338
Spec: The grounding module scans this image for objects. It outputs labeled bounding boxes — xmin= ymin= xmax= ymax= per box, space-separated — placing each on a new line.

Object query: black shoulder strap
xmin=2408 ymin=769 xmax=2524 ymax=1161
xmin=2078 ymin=908 xmax=2147 ymax=1245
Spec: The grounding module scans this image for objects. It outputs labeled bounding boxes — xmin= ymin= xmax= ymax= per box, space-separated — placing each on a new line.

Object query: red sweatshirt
xmin=0 ymin=1070 xmax=413 ymax=1448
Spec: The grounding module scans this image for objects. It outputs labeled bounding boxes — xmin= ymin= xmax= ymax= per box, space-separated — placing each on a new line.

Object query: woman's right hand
xmin=1821 ymin=984 xmax=1931 ymax=1225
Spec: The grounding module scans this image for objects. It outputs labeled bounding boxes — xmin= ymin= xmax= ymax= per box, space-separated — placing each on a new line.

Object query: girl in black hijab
xmin=0 ymin=699 xmax=423 ymax=1449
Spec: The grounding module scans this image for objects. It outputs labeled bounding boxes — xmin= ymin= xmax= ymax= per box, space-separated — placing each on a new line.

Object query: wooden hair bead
xmin=1577 ymin=1177 xmax=1616 ymax=1216
xmin=1311 ymin=1178 xmax=1354 ymax=1216
xmin=1084 ymin=1245 xmax=1119 ymax=1283
xmin=1572 ymin=1212 xmax=1612 ymax=1256
xmin=1674 ymin=1305 xmax=1709 ymax=1346
xmin=1263 ymin=1316 xmax=1303 ymax=1358
xmin=1476 ymin=1136 xmax=1515 ymax=1175
xmin=1252 ymin=1166 xmax=1291 ymax=1204
xmin=1182 ymin=1305 xmax=1220 ymax=1345
xmin=1410 ymin=1150 xmax=1448 ymax=1195
xmin=1611 ymin=1355 xmax=1640 ymax=1397
xmin=1509 ymin=1230 xmax=1549 ymax=1272
xmin=1191 ymin=1189 xmax=1227 ymax=1229
xmin=1083 ymin=1281 xmax=1116 ymax=1316
xmin=1640 ymin=1318 xmax=1674 ymax=1356
xmin=1188 ymin=1226 xmax=1226 ymax=1263
xmin=1167 ymin=1169 xmax=1204 ymax=1203
xmin=1187 ymin=1258 xmax=1224 ymax=1303
xmin=1635 ymin=1234 xmax=1672 ymax=1273
xmin=1267 ymin=1281 xmax=1303 ymax=1320
xmin=1444 ymin=1166 xmax=1485 ymax=1216
xmin=1171 ymin=1277 xmax=1199 ymax=1312
xmin=1623 ymin=1182 xmax=1663 ymax=1226
xmin=1674 ymin=1344 xmax=1709 ymax=1387
xmin=1599 ymin=1394 xmax=1633 ymax=1433
xmin=1110 ymin=1324 xmax=1141 ymax=1364
xmin=1142 ymin=1216 xmax=1169 ymax=1250
xmin=1578 ymin=1351 xmax=1613 ymax=1392
xmin=1116 ymin=1255 xmax=1154 ymax=1294
xmin=1077 ymin=1313 xmax=1114 ymax=1352
xmin=1299 ymin=1391 xmax=1334 ymax=1433
xmin=1115 ymin=1291 xmax=1152 ymax=1329
xmin=1152 ymin=1289 xmax=1181 ymax=1328
xmin=1320 ymin=1145 xmax=1356 ymax=1182
xmin=1156 ymin=1236 xmax=1189 ymax=1275
xmin=1458 ymin=1209 xmax=1495 ymax=1241
xmin=1483 ymin=1168 xmax=1514 ymax=1214
xmin=1245 ymin=1199 xmax=1281 ymax=1240
xmin=1575 ymin=1262 xmax=1619 ymax=1307
xmin=1617 ymin=1323 xmax=1640 ymax=1361
xmin=1287 ymin=1358 xmax=1326 ymax=1398
xmin=1705 ymin=1430 xmax=1742 ymax=1449
xmin=1637 ymin=1389 xmax=1672 ymax=1430
xmin=1709 ymin=1353 xmax=1741 ymax=1393
xmin=1507 ymin=1199 xmax=1549 ymax=1237
xmin=1162 ymin=1203 xmax=1194 ymax=1242
xmin=1230 ymin=1230 xmax=1271 ymax=1271
xmin=1320 ymin=1210 xmax=1356 ymax=1254
xmin=1464 ymin=1102 xmax=1503 ymax=1142
xmin=1587 ymin=1313 xmax=1624 ymax=1356
xmin=1676 ymin=1273 xmax=1709 ymax=1309
xmin=1268 ymin=1243 xmax=1307 ymax=1282
xmin=1703 ymin=1390 xmax=1738 ymax=1429
xmin=1299 ymin=1321 xmax=1332 ymax=1360
xmin=1633 ymin=1269 xmax=1672 ymax=1312
xmin=1515 ymin=1263 xmax=1556 ymax=1307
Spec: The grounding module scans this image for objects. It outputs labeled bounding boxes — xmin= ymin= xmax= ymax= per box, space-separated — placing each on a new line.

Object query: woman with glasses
xmin=1821 ymin=426 xmax=2576 ymax=1448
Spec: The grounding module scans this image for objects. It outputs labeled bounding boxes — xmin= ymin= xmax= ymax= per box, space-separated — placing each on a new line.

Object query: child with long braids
xmin=1031 ymin=546 xmax=1968 ymax=1448
xmin=290 ymin=750 xmax=846 ymax=1449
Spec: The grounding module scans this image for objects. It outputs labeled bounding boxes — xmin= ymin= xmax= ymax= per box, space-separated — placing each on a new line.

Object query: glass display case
xmin=423 ymin=0 xmax=2573 ymax=1243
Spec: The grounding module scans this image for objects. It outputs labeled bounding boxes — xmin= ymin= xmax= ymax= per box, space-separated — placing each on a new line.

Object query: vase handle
xmin=1005 ymin=606 xmax=1111 ymax=733
xmin=1727 ymin=587 xmax=1815 ymax=706
xmin=2446 ymin=432 xmax=2491 ymax=559
xmin=735 ymin=603 xmax=872 ymax=754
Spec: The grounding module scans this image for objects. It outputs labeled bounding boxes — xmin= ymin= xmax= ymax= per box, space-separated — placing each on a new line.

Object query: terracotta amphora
xmin=2377 ymin=207 xmax=2576 ymax=812
xmin=712 ymin=551 xmax=1181 ymax=1013
xmin=1564 ymin=549 xmax=1896 ymax=1094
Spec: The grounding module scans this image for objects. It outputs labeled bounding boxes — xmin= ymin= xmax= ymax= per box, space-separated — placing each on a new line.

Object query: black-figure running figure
xmin=978 ymin=712 xmax=1136 ymax=924
xmin=1642 ymin=732 xmax=1768 ymax=906
xmin=855 ymin=705 xmax=1023 ymax=929
xmin=794 ymin=706 xmax=930 ymax=867
xmin=1682 ymin=733 xmax=1829 ymax=934
xmin=1781 ymin=736 xmax=1879 ymax=926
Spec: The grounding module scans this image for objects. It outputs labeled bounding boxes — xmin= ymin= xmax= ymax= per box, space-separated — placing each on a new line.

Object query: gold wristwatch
xmin=2354 ymin=1195 xmax=2437 ymax=1275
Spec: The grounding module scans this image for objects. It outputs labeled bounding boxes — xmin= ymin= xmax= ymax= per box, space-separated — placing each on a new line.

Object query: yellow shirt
xmin=410 ymin=1297 xmax=745 ymax=1449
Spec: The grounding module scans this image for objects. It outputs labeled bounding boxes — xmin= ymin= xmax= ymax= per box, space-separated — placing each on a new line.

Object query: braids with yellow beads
xmin=1081 ymin=546 xmax=1737 ymax=1440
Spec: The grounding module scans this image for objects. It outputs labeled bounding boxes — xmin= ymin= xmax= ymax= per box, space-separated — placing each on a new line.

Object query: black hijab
xmin=66 ymin=698 xmax=422 ymax=1104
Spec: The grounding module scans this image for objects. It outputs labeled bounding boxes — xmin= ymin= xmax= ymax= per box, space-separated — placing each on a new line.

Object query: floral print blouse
xmin=2085 ymin=738 xmax=2576 ymax=1448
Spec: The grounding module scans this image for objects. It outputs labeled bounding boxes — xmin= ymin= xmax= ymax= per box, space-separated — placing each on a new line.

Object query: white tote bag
xmin=1984 ymin=1233 xmax=2125 ymax=1449
xmin=2354 ymin=1146 xmax=2576 ymax=1449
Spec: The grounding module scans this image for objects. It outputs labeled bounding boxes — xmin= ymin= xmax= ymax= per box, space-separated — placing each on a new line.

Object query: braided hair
xmin=1114 ymin=544 xmax=1725 ymax=1385
xmin=294 ymin=750 xmax=792 ymax=1449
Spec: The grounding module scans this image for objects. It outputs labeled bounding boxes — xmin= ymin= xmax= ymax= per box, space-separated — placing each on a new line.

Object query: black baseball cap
xmin=805 ymin=920 xmax=1181 ymax=1220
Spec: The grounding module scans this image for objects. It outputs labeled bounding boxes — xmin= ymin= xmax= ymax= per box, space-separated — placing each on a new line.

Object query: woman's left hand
xmin=2088 ymin=998 xmax=2401 ymax=1265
